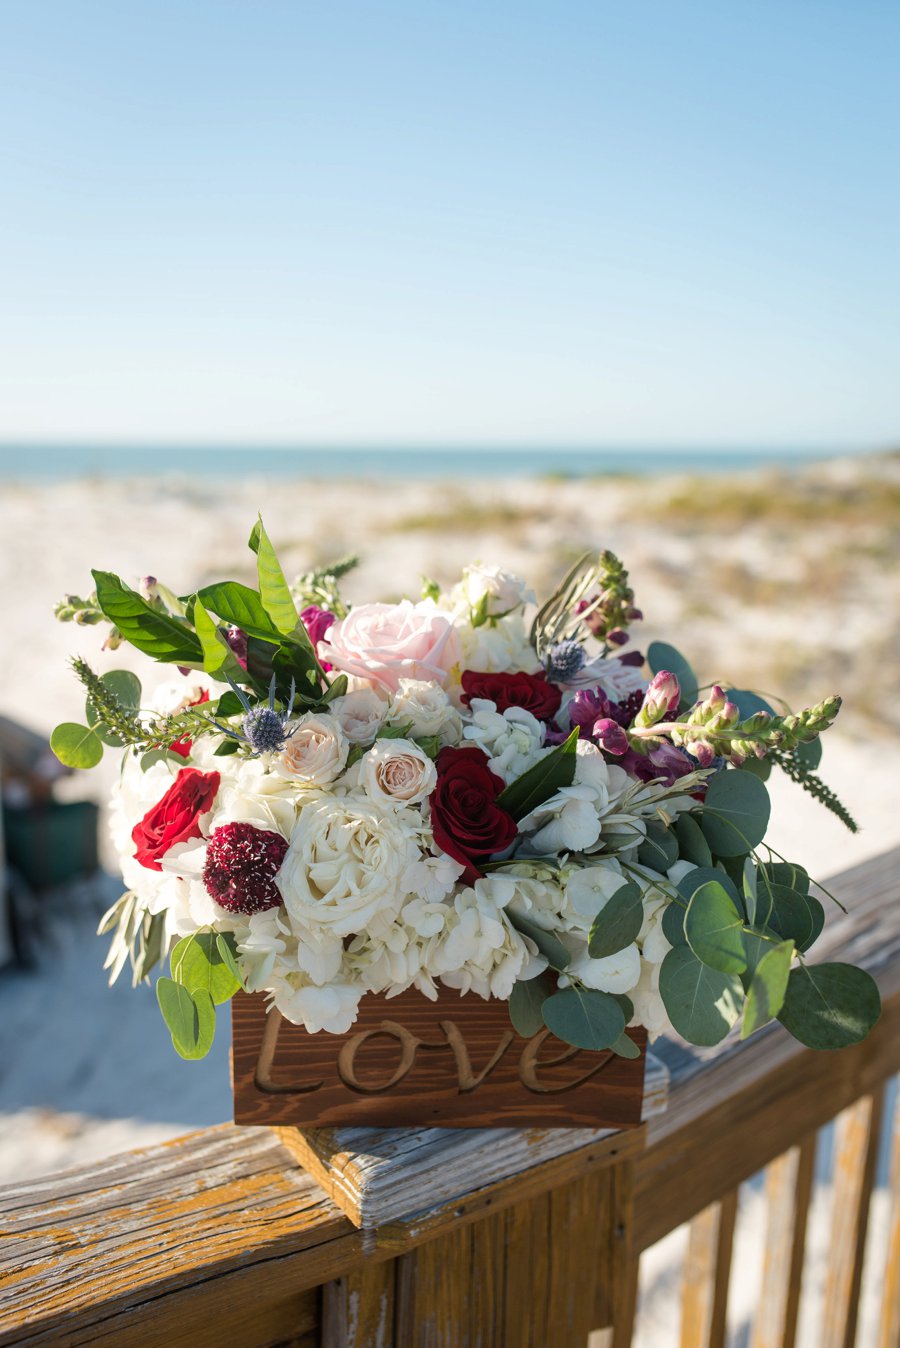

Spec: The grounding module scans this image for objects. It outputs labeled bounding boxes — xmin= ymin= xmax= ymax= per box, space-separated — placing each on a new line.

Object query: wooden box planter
xmin=231 ymin=988 xmax=648 ymax=1130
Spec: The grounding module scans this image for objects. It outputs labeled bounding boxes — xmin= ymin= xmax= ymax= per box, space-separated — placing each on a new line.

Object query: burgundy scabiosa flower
xmin=203 ymin=822 xmax=288 ymax=915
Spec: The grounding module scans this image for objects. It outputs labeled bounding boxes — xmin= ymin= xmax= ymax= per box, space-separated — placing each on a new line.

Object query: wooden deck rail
xmin=1 ymin=846 xmax=899 ymax=1347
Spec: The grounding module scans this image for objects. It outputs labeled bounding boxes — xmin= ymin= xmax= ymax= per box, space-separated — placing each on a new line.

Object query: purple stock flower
xmin=568 ymin=688 xmax=614 ymax=734
xmin=621 ymin=741 xmax=696 ymax=786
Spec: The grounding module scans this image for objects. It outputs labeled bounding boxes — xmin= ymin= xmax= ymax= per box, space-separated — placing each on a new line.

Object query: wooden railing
xmin=1 ymin=846 xmax=899 ymax=1347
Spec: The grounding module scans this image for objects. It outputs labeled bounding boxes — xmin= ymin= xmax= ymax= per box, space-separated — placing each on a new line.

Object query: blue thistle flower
xmin=242 ymin=705 xmax=288 ymax=754
xmin=545 ymin=639 xmax=587 ymax=684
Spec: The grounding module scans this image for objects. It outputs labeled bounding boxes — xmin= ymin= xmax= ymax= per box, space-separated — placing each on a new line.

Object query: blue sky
xmin=1 ymin=1 xmax=898 ymax=448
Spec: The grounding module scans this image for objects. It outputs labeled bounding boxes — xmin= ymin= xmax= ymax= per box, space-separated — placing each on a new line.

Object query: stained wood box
xmin=232 ymin=987 xmax=650 ymax=1130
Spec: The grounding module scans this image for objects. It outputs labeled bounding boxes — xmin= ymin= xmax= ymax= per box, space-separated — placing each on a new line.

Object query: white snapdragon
xmin=386 ymin=678 xmax=462 ymax=744
xmin=358 ymin=738 xmax=437 ymax=807
xmin=275 ymin=712 xmax=349 ymax=788
xmin=462 ymin=699 xmax=548 ymax=783
xmin=329 ymin=687 xmax=388 ymax=744
xmin=434 ymin=874 xmax=546 ymax=1000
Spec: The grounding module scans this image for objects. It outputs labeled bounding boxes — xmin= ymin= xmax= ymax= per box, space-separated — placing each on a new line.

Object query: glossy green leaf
xmin=93 ymin=570 xmax=203 ymax=664
xmin=156 ymin=977 xmax=216 ymax=1059
xmin=659 ymin=945 xmax=743 ymax=1046
xmin=191 ymin=597 xmax=234 ymax=675
xmin=50 ymin=721 xmax=104 ymax=769
xmin=249 ymin=516 xmax=299 ymax=635
xmin=647 ymin=640 xmax=698 ymax=708
xmin=541 ymin=987 xmax=626 ymax=1051
xmin=497 ymin=728 xmax=579 ymax=821
xmin=508 ymin=975 xmax=551 ymax=1037
xmin=700 ymin=769 xmax=771 ymax=856
xmin=171 ymin=931 xmax=241 ymax=1005
xmin=588 ymin=881 xmax=644 ymax=958
xmin=777 ymin=963 xmax=881 ymax=1050
xmin=685 ymin=880 xmax=747 ymax=974
xmin=637 ymin=820 xmax=679 ymax=874
xmin=741 ymin=939 xmax=794 ymax=1039
xmin=195 ymin=581 xmax=281 ymax=644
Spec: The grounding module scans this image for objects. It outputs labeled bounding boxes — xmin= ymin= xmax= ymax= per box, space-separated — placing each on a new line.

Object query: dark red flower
xmin=131 ymin=767 xmax=220 ymax=871
xmin=168 ymin=689 xmax=211 ymax=759
xmin=460 ymin=669 xmax=562 ymax=721
xmin=203 ymin=822 xmax=287 ymax=915
xmin=429 ymin=746 xmax=518 ymax=883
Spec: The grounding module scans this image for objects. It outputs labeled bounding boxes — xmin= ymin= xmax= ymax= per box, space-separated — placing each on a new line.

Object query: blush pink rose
xmin=317 ymin=601 xmax=461 ymax=694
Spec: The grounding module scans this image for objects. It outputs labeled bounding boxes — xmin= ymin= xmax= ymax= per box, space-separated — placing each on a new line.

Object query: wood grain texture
xmin=1 ymin=846 xmax=898 ymax=1347
xmin=272 ymin=1049 xmax=666 ymax=1228
xmin=879 ymin=1088 xmax=900 ymax=1348
xmin=322 ymin=1263 xmax=394 ymax=1348
xmin=233 ymin=987 xmax=648 ymax=1129
xmin=750 ymin=1135 xmax=816 ymax=1348
xmin=679 ymin=1191 xmax=738 ymax=1348
xmin=820 ymin=1086 xmax=885 ymax=1348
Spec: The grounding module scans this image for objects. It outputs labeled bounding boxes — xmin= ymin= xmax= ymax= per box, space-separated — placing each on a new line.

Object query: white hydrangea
xmin=433 ymin=874 xmax=546 ymax=1000
xmin=462 ymin=699 xmax=548 ymax=782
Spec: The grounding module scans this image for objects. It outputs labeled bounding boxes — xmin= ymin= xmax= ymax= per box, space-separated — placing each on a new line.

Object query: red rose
xmin=131 ymin=767 xmax=221 ymax=871
xmin=460 ymin=669 xmax=562 ymax=721
xmin=429 ymin=746 xmax=518 ymax=883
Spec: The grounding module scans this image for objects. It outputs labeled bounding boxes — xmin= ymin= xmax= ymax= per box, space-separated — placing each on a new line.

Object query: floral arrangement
xmin=52 ymin=520 xmax=880 ymax=1062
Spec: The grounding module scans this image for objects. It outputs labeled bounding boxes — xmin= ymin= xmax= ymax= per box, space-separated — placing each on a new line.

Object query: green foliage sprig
xmin=292 ymin=554 xmax=360 ymax=617
xmin=767 ymin=748 xmax=859 ymax=833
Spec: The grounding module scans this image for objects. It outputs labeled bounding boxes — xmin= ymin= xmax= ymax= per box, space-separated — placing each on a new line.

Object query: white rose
xmin=358 ymin=738 xmax=437 ymax=806
xmin=277 ymin=796 xmax=421 ymax=940
xmin=330 ymin=688 xmax=388 ymax=744
xmin=387 ymin=678 xmax=462 ymax=744
xmin=275 ymin=712 xmax=348 ymax=787
xmin=452 ymin=563 xmax=534 ymax=620
xmin=462 ymin=700 xmax=547 ymax=782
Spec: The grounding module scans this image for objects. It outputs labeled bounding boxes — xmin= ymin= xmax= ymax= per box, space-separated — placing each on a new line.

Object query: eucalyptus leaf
xmin=647 ymin=640 xmax=698 ymax=708
xmin=588 ymin=881 xmax=643 ymax=958
xmin=509 ymin=975 xmax=551 ymax=1037
xmin=496 ymin=728 xmax=579 ymax=821
xmin=156 ymin=978 xmax=216 ymax=1059
xmin=685 ymin=880 xmax=747 ymax=974
xmin=508 ymin=910 xmax=571 ymax=970
xmin=700 ymin=769 xmax=771 ymax=856
xmin=726 ymin=688 xmax=775 ymax=719
xmin=93 ymin=570 xmax=203 ymax=664
xmin=676 ymin=865 xmax=741 ymax=909
xmin=738 ymin=756 xmax=772 ymax=782
xmin=675 ymin=814 xmax=713 ymax=867
xmin=758 ymin=885 xmax=824 ymax=953
xmin=759 ymin=861 xmax=810 ymax=895
xmin=85 ymin=669 xmax=143 ymax=746
xmin=50 ymin=722 xmax=104 ymax=769
xmin=637 ymin=821 xmax=679 ymax=874
xmin=659 ymin=945 xmax=743 ymax=1046
xmin=777 ymin=963 xmax=881 ymax=1050
xmin=610 ymin=1031 xmax=642 ymax=1060
xmin=216 ymin=932 xmax=244 ymax=985
xmin=741 ymin=939 xmax=794 ymax=1039
xmin=171 ymin=931 xmax=241 ymax=1005
xmin=542 ymin=987 xmax=626 ymax=1051
xmin=795 ymin=737 xmax=823 ymax=770
xmin=662 ymin=901 xmax=688 ymax=946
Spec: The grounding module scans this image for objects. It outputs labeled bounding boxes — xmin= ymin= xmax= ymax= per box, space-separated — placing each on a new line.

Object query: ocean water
xmin=0 ymin=443 xmax=843 ymax=481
